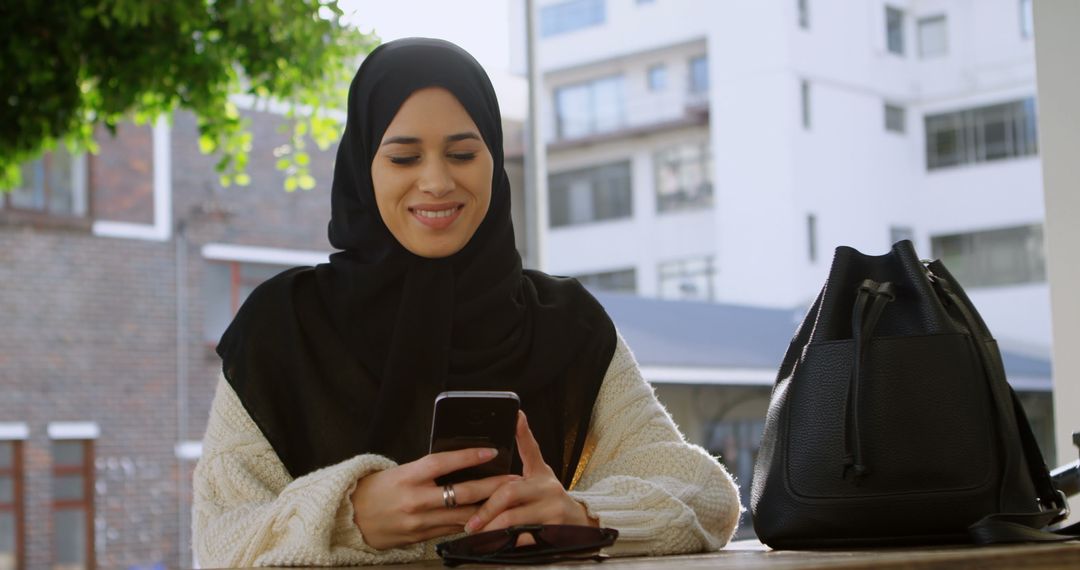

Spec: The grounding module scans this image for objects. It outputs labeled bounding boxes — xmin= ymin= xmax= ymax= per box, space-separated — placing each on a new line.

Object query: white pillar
xmin=524 ymin=0 xmax=549 ymax=271
xmin=1033 ymin=0 xmax=1080 ymax=496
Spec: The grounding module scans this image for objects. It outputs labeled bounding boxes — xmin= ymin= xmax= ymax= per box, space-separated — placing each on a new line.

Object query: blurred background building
xmin=512 ymin=0 xmax=1047 ymax=350
xmin=509 ymin=0 xmax=1052 ymax=535
xmin=0 ymin=0 xmax=1066 ymax=567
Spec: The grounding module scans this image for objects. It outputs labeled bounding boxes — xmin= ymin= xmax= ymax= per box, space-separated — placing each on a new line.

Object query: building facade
xmin=0 ymin=108 xmax=337 ymax=569
xmin=513 ymin=0 xmax=1048 ymax=351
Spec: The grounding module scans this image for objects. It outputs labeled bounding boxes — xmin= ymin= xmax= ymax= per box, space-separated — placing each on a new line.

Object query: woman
xmin=192 ymin=37 xmax=741 ymax=567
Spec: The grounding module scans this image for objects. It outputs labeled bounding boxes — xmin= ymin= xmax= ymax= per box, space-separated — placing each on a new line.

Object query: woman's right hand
xmin=349 ymin=448 xmax=519 ymax=550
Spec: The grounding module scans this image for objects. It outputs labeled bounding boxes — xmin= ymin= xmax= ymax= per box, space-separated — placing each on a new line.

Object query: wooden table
xmin=235 ymin=540 xmax=1080 ymax=569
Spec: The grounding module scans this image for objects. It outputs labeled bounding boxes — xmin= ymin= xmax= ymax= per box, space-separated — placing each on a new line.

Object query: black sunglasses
xmin=436 ymin=524 xmax=619 ymax=566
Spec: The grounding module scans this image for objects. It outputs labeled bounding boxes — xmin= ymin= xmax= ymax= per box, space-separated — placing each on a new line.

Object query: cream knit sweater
xmin=192 ymin=334 xmax=742 ymax=567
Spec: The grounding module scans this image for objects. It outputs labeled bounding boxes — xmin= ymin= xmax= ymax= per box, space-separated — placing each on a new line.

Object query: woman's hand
xmin=465 ymin=411 xmax=600 ymax=537
xmin=350 ymin=448 xmax=520 ymax=550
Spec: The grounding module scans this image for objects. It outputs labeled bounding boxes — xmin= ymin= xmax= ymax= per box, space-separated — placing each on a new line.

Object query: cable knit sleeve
xmin=191 ymin=375 xmax=425 ymax=567
xmin=568 ymin=333 xmax=744 ymax=557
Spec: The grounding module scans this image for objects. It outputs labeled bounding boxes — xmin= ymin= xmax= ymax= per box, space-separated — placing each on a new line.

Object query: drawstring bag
xmin=751 ymin=240 xmax=1077 ymax=548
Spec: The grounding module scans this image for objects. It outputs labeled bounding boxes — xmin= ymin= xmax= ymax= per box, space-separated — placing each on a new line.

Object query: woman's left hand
xmin=464 ymin=410 xmax=600 ymax=535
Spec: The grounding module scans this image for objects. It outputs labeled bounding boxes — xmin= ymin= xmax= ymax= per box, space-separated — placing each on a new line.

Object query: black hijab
xmin=216 ymin=38 xmax=617 ymax=486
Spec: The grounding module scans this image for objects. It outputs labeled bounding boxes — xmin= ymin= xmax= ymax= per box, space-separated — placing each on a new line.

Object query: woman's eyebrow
xmin=381 ymin=136 xmax=420 ymax=146
xmin=445 ymin=132 xmax=481 ymax=142
xmin=380 ymin=132 xmax=481 ymax=147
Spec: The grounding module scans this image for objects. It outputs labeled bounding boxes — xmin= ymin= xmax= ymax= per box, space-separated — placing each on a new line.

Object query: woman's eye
xmin=449 ymin=153 xmax=477 ymax=162
xmin=389 ymin=156 xmax=419 ymax=165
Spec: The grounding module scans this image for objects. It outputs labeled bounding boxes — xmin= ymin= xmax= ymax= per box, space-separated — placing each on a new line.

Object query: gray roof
xmin=592 ymin=291 xmax=1052 ymax=391
xmin=594 ymin=292 xmax=798 ymax=369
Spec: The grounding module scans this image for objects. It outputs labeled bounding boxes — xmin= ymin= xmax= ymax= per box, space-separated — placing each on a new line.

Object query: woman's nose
xmin=417 ymin=159 xmax=455 ymax=197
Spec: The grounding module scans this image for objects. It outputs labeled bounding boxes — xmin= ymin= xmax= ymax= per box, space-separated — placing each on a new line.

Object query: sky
xmin=339 ymin=0 xmax=529 ymax=120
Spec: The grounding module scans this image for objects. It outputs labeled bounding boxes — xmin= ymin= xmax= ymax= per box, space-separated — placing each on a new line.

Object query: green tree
xmin=0 ymin=0 xmax=377 ymax=192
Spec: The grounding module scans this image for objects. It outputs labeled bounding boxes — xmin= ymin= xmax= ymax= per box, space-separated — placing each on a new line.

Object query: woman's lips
xmin=409 ymin=204 xmax=464 ymax=230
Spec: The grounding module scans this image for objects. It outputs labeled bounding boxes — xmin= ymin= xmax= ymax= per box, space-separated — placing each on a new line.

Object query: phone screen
xmin=430 ymin=391 xmax=519 ymax=486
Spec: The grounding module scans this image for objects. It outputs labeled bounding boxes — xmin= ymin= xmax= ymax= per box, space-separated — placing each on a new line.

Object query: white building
xmin=511 ymin=0 xmax=1049 ymax=354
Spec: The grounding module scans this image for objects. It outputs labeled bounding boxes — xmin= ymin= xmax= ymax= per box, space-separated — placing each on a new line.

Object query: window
xmin=1020 ymin=0 xmax=1034 ymax=39
xmin=918 ymin=15 xmax=948 ymax=58
xmin=554 ymin=76 xmax=626 ymax=140
xmin=798 ymin=0 xmax=810 ymax=29
xmin=203 ymin=261 xmax=293 ymax=343
xmin=931 ymin=225 xmax=1046 ymax=288
xmin=925 ymin=98 xmax=1038 ymax=170
xmin=885 ymin=103 xmax=906 ymax=133
xmin=800 ymin=80 xmax=811 ymax=130
xmin=688 ymin=55 xmax=709 ymax=94
xmin=540 ymin=0 xmax=605 ymax=38
xmin=549 ymin=162 xmax=633 ymax=227
xmin=890 ymin=226 xmax=915 ymax=245
xmin=886 ymin=6 xmax=905 ymax=55
xmin=654 ymin=142 xmax=713 ymax=213
xmin=574 ymin=268 xmax=637 ymax=293
xmin=647 ymin=64 xmax=667 ymax=92
xmin=807 ymin=214 xmax=818 ymax=263
xmin=658 ymin=256 xmax=716 ymax=301
xmin=0 ymin=441 xmax=24 ymax=570
xmin=52 ymin=440 xmax=93 ymax=570
xmin=2 ymin=149 xmax=88 ymax=218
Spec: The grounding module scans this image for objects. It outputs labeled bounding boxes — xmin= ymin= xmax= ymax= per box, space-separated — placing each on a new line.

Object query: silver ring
xmin=442 ymin=484 xmax=458 ymax=509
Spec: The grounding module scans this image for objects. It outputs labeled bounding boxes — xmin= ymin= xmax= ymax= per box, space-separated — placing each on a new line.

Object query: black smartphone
xmin=429 ymin=390 xmax=520 ymax=486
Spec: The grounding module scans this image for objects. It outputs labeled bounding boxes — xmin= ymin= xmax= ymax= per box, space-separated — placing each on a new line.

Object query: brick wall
xmin=0 ymin=106 xmax=338 ymax=569
xmin=0 ymin=226 xmax=181 ymax=569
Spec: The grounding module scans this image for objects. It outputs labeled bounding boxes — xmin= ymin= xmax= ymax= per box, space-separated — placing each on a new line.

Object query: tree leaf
xmin=0 ymin=1 xmax=378 ymax=194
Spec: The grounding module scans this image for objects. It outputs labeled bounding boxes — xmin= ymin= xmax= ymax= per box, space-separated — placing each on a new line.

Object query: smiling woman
xmin=192 ymin=37 xmax=741 ymax=567
xmin=371 ymin=88 xmax=494 ymax=258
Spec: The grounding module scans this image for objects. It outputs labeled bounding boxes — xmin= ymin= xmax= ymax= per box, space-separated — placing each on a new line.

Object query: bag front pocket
xmin=785 ymin=333 xmax=996 ymax=501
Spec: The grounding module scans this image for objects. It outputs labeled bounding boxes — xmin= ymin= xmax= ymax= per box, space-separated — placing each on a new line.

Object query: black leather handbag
xmin=751 ymin=240 xmax=1077 ymax=548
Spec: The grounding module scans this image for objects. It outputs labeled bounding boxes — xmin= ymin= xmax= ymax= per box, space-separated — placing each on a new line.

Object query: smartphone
xmin=429 ymin=390 xmax=520 ymax=486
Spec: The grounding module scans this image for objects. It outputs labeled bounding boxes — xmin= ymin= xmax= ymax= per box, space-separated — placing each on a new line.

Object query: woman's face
xmin=370 ymin=87 xmax=495 ymax=258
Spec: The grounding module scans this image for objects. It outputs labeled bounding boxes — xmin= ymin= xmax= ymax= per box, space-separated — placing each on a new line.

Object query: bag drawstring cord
xmin=843 ymin=279 xmax=895 ymax=485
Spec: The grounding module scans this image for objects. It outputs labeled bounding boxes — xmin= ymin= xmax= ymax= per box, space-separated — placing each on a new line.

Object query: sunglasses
xmin=436 ymin=524 xmax=619 ymax=566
